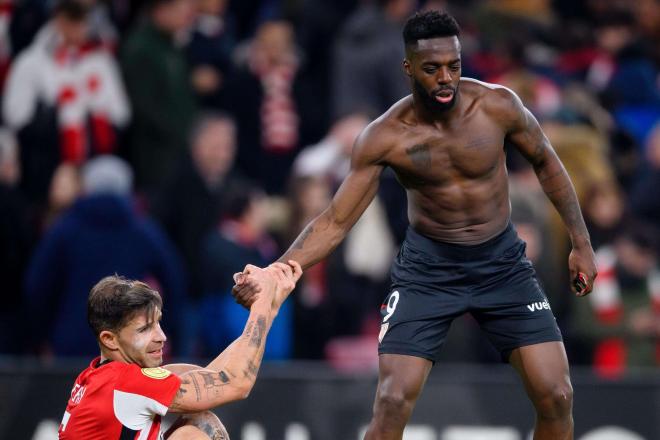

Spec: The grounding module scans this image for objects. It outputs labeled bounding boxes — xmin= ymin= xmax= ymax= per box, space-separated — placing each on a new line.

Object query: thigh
xmin=382 ymin=244 xmax=469 ymax=362
xmin=472 ymin=272 xmax=562 ymax=361
xmin=165 ymin=411 xmax=229 ymax=440
xmin=376 ymin=353 xmax=433 ymax=400
xmin=509 ymin=341 xmax=571 ymax=399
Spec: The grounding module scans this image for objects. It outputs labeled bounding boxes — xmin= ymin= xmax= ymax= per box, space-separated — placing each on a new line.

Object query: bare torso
xmin=377 ymin=79 xmax=513 ymax=244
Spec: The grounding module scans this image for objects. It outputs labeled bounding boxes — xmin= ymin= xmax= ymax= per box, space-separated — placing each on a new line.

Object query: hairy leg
xmin=509 ymin=341 xmax=573 ymax=440
xmin=364 ymin=354 xmax=432 ymax=440
xmin=165 ymin=411 xmax=229 ymax=440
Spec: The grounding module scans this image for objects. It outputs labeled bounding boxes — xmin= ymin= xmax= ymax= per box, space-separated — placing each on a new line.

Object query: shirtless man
xmin=235 ymin=10 xmax=597 ymax=440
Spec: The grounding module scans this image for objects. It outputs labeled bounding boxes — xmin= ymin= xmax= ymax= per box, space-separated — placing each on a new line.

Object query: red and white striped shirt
xmin=59 ymin=357 xmax=181 ymax=440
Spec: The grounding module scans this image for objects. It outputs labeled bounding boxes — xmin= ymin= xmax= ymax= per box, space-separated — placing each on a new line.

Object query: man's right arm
xmin=167 ymin=265 xmax=300 ymax=412
xmin=277 ymin=123 xmax=388 ymax=270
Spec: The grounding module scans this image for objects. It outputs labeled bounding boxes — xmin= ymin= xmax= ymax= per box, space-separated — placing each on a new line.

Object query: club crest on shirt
xmin=141 ymin=367 xmax=171 ymax=379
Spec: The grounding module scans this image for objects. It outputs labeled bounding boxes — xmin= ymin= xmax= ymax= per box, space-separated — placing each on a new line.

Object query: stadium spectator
xmin=41 ymin=162 xmax=81 ymax=231
xmin=186 ymin=0 xmax=236 ymax=109
xmin=630 ymin=122 xmax=660 ymax=224
xmin=150 ymin=113 xmax=245 ymax=354
xmin=332 ymin=0 xmax=414 ymax=118
xmin=2 ymin=0 xmax=130 ymax=203
xmin=573 ymin=221 xmax=660 ymax=377
xmin=25 ymin=155 xmax=186 ymax=357
xmin=120 ymin=0 xmax=197 ymax=193
xmin=286 ymin=175 xmax=334 ymax=359
xmin=223 ymin=19 xmax=307 ymax=193
xmin=199 ymin=185 xmax=291 ymax=359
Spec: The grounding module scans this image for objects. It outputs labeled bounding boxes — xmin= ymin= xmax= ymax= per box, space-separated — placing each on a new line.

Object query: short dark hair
xmin=53 ymin=0 xmax=91 ymax=21
xmin=87 ymin=275 xmax=162 ymax=338
xmin=403 ymin=10 xmax=460 ymax=46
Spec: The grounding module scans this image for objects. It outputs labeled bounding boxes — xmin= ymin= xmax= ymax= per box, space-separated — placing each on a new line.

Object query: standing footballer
xmin=234 ymin=10 xmax=596 ymax=440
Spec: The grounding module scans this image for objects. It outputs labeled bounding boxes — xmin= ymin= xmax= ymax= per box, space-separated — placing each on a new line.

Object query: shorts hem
xmin=499 ymin=334 xmax=564 ymax=363
xmin=378 ymin=346 xmax=437 ymax=364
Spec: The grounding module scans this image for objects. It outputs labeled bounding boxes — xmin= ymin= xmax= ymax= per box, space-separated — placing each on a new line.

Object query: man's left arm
xmin=503 ymin=90 xmax=597 ymax=295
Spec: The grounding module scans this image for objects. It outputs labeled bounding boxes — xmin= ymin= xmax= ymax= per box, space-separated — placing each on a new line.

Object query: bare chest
xmin=388 ymin=119 xmax=506 ymax=187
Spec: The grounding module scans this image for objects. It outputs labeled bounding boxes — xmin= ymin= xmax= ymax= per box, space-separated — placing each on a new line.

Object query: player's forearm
xmin=170 ymin=299 xmax=273 ymax=411
xmin=278 ymin=207 xmax=348 ymax=269
xmin=534 ymin=153 xmax=590 ymax=247
xmin=206 ymin=298 xmax=273 ymax=376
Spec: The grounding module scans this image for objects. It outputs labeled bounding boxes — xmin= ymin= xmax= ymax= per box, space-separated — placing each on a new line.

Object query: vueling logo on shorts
xmin=527 ymin=300 xmax=551 ymax=312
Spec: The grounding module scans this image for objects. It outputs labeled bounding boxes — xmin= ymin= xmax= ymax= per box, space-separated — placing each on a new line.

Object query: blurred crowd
xmin=0 ymin=0 xmax=659 ymax=377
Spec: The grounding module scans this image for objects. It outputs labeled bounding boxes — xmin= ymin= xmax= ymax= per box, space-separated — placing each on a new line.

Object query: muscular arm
xmin=505 ymin=95 xmax=590 ymax=247
xmin=167 ymin=293 xmax=273 ymax=412
xmin=277 ymin=125 xmax=387 ymax=269
xmin=503 ymin=89 xmax=597 ymax=293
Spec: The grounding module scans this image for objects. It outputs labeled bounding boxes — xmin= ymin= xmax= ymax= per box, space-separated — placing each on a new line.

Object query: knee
xmin=534 ymin=382 xmax=573 ymax=421
xmin=375 ymin=386 xmax=417 ymax=418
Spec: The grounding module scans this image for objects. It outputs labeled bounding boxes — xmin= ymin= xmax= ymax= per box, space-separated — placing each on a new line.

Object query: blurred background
xmin=0 ymin=0 xmax=659 ymax=438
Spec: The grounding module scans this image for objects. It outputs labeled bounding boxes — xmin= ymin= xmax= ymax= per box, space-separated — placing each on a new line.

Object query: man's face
xmin=114 ymin=309 xmax=167 ymax=368
xmin=154 ymin=0 xmax=196 ymax=34
xmin=404 ymin=36 xmax=461 ymax=113
xmin=55 ymin=15 xmax=89 ymax=47
xmin=192 ymin=120 xmax=236 ymax=182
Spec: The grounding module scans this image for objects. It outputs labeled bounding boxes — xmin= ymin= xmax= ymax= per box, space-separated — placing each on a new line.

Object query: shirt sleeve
xmin=112 ymin=364 xmax=181 ymax=430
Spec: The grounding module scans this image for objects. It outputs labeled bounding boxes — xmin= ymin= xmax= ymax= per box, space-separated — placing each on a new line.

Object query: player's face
xmin=116 ymin=309 xmax=167 ymax=368
xmin=404 ymin=36 xmax=461 ymax=113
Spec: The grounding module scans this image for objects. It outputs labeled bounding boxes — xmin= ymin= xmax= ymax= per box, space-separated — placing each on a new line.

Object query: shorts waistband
xmin=404 ymin=222 xmax=520 ymax=261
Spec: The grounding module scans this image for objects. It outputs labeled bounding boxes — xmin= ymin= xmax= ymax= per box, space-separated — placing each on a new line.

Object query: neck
xmin=99 ymin=348 xmax=127 ymax=364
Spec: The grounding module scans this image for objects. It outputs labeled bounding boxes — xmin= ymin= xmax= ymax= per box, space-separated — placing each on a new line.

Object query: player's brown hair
xmin=87 ymin=275 xmax=162 ymax=337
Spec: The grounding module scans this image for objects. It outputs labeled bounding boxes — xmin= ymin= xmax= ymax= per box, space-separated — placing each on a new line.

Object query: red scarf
xmin=252 ymin=57 xmax=299 ymax=153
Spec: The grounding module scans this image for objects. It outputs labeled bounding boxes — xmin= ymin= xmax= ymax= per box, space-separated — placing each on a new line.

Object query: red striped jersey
xmin=59 ymin=357 xmax=181 ymax=440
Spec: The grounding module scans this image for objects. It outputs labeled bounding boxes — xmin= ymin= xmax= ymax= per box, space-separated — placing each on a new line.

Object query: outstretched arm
xmin=504 ymin=90 xmax=597 ymax=295
xmin=166 ymin=264 xmax=301 ymax=412
xmin=232 ymin=124 xmax=388 ymax=308
xmin=277 ymin=126 xmax=387 ymax=269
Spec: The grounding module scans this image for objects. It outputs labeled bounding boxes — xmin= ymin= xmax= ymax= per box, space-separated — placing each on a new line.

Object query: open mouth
xmin=434 ymin=90 xmax=454 ymax=103
xmin=148 ymin=349 xmax=163 ymax=357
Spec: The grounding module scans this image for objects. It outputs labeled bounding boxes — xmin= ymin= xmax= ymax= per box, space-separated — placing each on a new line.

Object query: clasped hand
xmin=232 ymin=260 xmax=302 ymax=310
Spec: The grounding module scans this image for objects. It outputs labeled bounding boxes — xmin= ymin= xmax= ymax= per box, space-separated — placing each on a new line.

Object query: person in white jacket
xmin=2 ymin=0 xmax=130 ymax=201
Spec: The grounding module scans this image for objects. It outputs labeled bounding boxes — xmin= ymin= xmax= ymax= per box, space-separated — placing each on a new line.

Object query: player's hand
xmin=568 ymin=244 xmax=597 ymax=297
xmin=266 ymin=260 xmax=303 ymax=310
xmin=232 ymin=265 xmax=274 ymax=308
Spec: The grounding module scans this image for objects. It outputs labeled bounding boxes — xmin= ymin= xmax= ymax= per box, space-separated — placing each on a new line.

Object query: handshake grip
xmin=232 ymin=261 xmax=303 ymax=310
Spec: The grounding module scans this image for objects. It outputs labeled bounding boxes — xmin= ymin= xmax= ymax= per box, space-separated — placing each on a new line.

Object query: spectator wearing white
xmin=2 ymin=0 xmax=130 ymax=171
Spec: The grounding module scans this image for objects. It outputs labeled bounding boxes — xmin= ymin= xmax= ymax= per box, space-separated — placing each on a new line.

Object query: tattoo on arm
xmin=244 ymin=321 xmax=254 ymax=339
xmin=243 ymin=359 xmax=260 ymax=378
xmin=190 ymin=373 xmax=202 ymax=401
xmin=200 ymin=421 xmax=229 ymax=440
xmin=249 ymin=316 xmax=267 ymax=347
xmin=174 ymin=379 xmax=189 ymax=400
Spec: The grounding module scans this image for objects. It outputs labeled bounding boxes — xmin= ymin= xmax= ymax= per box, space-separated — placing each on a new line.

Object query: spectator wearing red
xmin=2 ymin=0 xmax=130 ymax=203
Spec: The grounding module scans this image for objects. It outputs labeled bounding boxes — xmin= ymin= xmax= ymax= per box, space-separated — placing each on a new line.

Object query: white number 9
xmin=383 ymin=291 xmax=400 ymax=323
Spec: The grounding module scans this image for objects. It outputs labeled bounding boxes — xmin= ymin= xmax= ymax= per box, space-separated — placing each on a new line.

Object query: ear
xmin=403 ymin=59 xmax=412 ymax=77
xmin=99 ymin=330 xmax=120 ymax=351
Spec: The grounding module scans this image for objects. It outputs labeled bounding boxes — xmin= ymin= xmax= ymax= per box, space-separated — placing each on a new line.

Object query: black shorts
xmin=378 ymin=222 xmax=562 ymax=362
